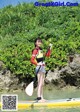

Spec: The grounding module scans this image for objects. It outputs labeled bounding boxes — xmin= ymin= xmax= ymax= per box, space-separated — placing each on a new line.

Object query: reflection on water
xmin=18 ymin=87 xmax=80 ymax=100
xmin=0 ymin=85 xmax=80 ymax=100
xmin=13 ymin=86 xmax=80 ymax=101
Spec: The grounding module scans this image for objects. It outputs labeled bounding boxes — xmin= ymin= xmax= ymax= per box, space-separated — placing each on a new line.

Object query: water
xmin=17 ymin=85 xmax=80 ymax=101
xmin=17 ymin=108 xmax=80 ymax=112
xmin=0 ymin=85 xmax=80 ymax=112
xmin=1 ymin=108 xmax=80 ymax=112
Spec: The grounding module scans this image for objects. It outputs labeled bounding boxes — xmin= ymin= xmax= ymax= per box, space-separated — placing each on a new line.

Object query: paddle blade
xmin=25 ymin=81 xmax=34 ymax=96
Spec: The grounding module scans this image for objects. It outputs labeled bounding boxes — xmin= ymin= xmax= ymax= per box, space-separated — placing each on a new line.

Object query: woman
xmin=31 ymin=38 xmax=52 ymax=102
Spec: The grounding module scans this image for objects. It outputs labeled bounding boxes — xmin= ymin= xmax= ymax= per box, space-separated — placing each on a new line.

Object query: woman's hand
xmin=49 ymin=43 xmax=53 ymax=50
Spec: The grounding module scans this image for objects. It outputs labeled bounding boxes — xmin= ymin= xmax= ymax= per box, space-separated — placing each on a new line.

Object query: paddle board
xmin=18 ymin=98 xmax=80 ymax=109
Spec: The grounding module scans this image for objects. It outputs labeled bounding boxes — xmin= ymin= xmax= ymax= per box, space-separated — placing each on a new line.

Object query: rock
xmin=45 ymin=54 xmax=80 ymax=88
xmin=45 ymin=68 xmax=60 ymax=83
xmin=59 ymin=54 xmax=80 ymax=87
xmin=0 ymin=61 xmax=22 ymax=92
xmin=45 ymin=68 xmax=66 ymax=87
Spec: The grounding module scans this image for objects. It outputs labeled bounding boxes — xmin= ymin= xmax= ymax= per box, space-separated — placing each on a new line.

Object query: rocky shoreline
xmin=45 ymin=54 xmax=80 ymax=88
xmin=0 ymin=54 xmax=80 ymax=92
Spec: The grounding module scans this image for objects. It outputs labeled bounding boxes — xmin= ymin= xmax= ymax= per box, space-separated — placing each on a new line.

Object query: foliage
xmin=0 ymin=3 xmax=80 ymax=78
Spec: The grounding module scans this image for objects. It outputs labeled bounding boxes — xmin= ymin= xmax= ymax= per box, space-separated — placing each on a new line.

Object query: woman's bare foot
xmin=38 ymin=99 xmax=47 ymax=103
xmin=42 ymin=98 xmax=47 ymax=102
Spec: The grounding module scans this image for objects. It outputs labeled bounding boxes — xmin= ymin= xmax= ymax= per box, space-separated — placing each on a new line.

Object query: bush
xmin=0 ymin=3 xmax=80 ymax=79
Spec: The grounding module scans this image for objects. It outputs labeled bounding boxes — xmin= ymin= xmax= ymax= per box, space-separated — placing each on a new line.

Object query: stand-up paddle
xmin=25 ymin=65 xmax=41 ymax=96
xmin=25 ymin=81 xmax=34 ymax=96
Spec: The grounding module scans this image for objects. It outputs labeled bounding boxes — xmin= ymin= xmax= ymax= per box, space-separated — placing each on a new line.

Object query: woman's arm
xmin=45 ymin=44 xmax=52 ymax=57
xmin=45 ymin=48 xmax=51 ymax=57
xmin=30 ymin=49 xmax=38 ymax=65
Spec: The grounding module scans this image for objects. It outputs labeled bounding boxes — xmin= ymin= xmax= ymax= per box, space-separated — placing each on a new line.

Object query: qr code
xmin=1 ymin=94 xmax=18 ymax=111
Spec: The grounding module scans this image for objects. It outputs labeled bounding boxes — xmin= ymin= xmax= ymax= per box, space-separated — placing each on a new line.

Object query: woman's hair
xmin=34 ymin=38 xmax=42 ymax=47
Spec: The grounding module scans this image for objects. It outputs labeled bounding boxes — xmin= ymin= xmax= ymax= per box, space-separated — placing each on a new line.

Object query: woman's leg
xmin=41 ymin=73 xmax=45 ymax=99
xmin=37 ymin=72 xmax=45 ymax=101
xmin=37 ymin=72 xmax=42 ymax=98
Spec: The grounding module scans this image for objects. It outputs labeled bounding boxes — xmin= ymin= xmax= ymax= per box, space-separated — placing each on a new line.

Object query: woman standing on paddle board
xmin=31 ymin=38 xmax=52 ymax=102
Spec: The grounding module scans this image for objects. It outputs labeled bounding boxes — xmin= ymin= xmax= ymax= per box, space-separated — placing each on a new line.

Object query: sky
xmin=0 ymin=0 xmax=80 ymax=9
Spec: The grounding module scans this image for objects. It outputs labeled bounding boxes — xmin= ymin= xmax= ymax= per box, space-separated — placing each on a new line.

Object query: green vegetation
xmin=0 ymin=3 xmax=80 ymax=79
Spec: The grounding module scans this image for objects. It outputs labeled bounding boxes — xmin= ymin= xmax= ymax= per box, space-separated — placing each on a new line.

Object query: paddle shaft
xmin=33 ymin=65 xmax=42 ymax=82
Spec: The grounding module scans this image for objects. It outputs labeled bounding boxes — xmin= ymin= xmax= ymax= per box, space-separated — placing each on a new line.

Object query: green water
xmin=0 ymin=86 xmax=80 ymax=112
xmin=1 ymin=108 xmax=80 ymax=112
xmin=17 ymin=108 xmax=80 ymax=112
xmin=12 ymin=86 xmax=80 ymax=101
